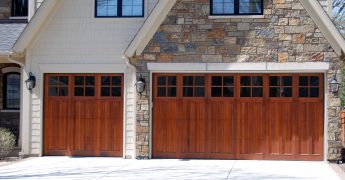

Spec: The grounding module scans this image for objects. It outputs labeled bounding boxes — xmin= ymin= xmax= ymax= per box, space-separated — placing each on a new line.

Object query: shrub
xmin=0 ymin=128 xmax=16 ymax=159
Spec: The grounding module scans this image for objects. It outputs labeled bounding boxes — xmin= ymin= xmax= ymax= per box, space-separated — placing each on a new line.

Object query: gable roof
xmin=124 ymin=0 xmax=345 ymax=58
xmin=12 ymin=0 xmax=59 ymax=53
xmin=0 ymin=23 xmax=27 ymax=54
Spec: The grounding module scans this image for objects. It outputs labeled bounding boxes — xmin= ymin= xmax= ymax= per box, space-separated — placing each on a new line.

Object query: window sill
xmin=9 ymin=16 xmax=28 ymax=20
xmin=1 ymin=109 xmax=20 ymax=113
xmin=209 ymin=15 xmax=265 ymax=19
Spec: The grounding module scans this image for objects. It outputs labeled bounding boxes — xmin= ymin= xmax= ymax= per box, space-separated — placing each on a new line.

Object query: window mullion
xmin=118 ymin=0 xmax=122 ymax=17
xmin=234 ymin=0 xmax=239 ymax=15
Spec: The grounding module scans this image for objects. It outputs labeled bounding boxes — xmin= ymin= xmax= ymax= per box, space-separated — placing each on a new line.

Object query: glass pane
xmin=310 ymin=88 xmax=319 ymax=97
xmin=183 ymin=76 xmax=194 ymax=86
xmin=48 ymin=76 xmax=58 ymax=85
xmin=270 ymin=87 xmax=280 ymax=97
xmin=48 ymin=87 xmax=58 ymax=96
xmin=86 ymin=76 xmax=95 ymax=86
xmin=85 ymin=87 xmax=95 ymax=96
xmin=239 ymin=0 xmax=262 ymax=14
xmin=112 ymin=76 xmax=121 ymax=86
xmin=59 ymin=87 xmax=68 ymax=96
xmin=252 ymin=76 xmax=263 ymax=86
xmin=299 ymin=88 xmax=308 ymax=97
xmin=167 ymin=87 xmax=176 ymax=97
xmin=157 ymin=87 xmax=166 ymax=97
xmin=252 ymin=87 xmax=263 ymax=97
xmin=270 ymin=76 xmax=280 ymax=86
xmin=299 ymin=76 xmax=308 ymax=86
xmin=158 ymin=76 xmax=166 ymax=86
xmin=240 ymin=87 xmax=251 ymax=97
xmin=212 ymin=0 xmax=234 ymax=14
xmin=282 ymin=76 xmax=292 ymax=86
xmin=168 ymin=76 xmax=177 ymax=85
xmin=75 ymin=76 xmax=84 ymax=86
xmin=195 ymin=76 xmax=205 ymax=86
xmin=97 ymin=5 xmax=108 ymax=16
xmin=101 ymin=76 xmax=111 ymax=86
xmin=282 ymin=87 xmax=292 ymax=97
xmin=183 ymin=87 xmax=193 ymax=97
xmin=59 ymin=76 xmax=69 ymax=86
xmin=112 ymin=87 xmax=121 ymax=96
xmin=310 ymin=76 xmax=319 ymax=86
xmin=223 ymin=87 xmax=234 ymax=97
xmin=212 ymin=87 xmax=222 ymax=97
xmin=223 ymin=76 xmax=234 ymax=86
xmin=74 ymin=87 xmax=84 ymax=96
xmin=212 ymin=76 xmax=222 ymax=86
xmin=101 ymin=87 xmax=110 ymax=96
xmin=240 ymin=76 xmax=251 ymax=86
xmin=195 ymin=87 xmax=205 ymax=97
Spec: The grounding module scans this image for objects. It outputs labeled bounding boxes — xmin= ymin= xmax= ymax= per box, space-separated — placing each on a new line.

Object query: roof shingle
xmin=0 ymin=23 xmax=27 ymax=53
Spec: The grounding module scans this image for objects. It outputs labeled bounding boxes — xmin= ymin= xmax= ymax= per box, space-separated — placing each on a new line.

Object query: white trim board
xmin=38 ymin=64 xmax=127 ymax=73
xmin=147 ymin=62 xmax=330 ymax=72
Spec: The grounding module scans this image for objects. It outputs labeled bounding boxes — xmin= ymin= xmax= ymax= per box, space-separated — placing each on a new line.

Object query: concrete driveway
xmin=0 ymin=157 xmax=341 ymax=180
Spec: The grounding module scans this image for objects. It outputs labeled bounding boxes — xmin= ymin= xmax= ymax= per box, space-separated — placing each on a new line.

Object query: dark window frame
xmin=210 ymin=0 xmax=263 ymax=16
xmin=12 ymin=0 xmax=28 ymax=17
xmin=3 ymin=72 xmax=21 ymax=110
xmin=95 ymin=0 xmax=145 ymax=18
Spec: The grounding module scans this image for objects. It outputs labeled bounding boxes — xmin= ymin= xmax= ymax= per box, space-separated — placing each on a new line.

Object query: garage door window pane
xmin=223 ymin=87 xmax=234 ymax=97
xmin=195 ymin=76 xmax=205 ymax=86
xmin=270 ymin=87 xmax=280 ymax=97
xmin=75 ymin=76 xmax=84 ymax=85
xmin=310 ymin=88 xmax=319 ymax=97
xmin=85 ymin=87 xmax=95 ymax=96
xmin=212 ymin=76 xmax=222 ymax=86
xmin=299 ymin=88 xmax=308 ymax=97
xmin=75 ymin=87 xmax=84 ymax=96
xmin=168 ymin=76 xmax=177 ymax=86
xmin=252 ymin=88 xmax=263 ymax=97
xmin=48 ymin=87 xmax=58 ymax=96
xmin=86 ymin=77 xmax=95 ymax=86
xmin=212 ymin=87 xmax=222 ymax=97
xmin=270 ymin=76 xmax=280 ymax=86
xmin=241 ymin=87 xmax=251 ymax=97
xmin=112 ymin=76 xmax=122 ymax=86
xmin=49 ymin=76 xmax=58 ymax=85
xmin=252 ymin=76 xmax=263 ymax=86
xmin=183 ymin=87 xmax=193 ymax=97
xmin=157 ymin=87 xmax=166 ymax=97
xmin=167 ymin=87 xmax=176 ymax=97
xmin=183 ymin=76 xmax=194 ymax=86
xmin=101 ymin=87 xmax=111 ymax=96
xmin=101 ymin=76 xmax=111 ymax=86
xmin=223 ymin=76 xmax=234 ymax=86
xmin=282 ymin=87 xmax=292 ymax=97
xmin=310 ymin=76 xmax=319 ymax=86
xmin=282 ymin=76 xmax=292 ymax=86
xmin=112 ymin=87 xmax=121 ymax=96
xmin=240 ymin=76 xmax=251 ymax=86
xmin=59 ymin=76 xmax=69 ymax=86
xmin=60 ymin=87 xmax=68 ymax=96
xmin=299 ymin=76 xmax=308 ymax=86
xmin=158 ymin=76 xmax=166 ymax=85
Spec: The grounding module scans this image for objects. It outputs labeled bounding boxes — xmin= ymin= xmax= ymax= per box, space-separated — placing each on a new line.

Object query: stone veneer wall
xmin=130 ymin=0 xmax=342 ymax=160
xmin=0 ymin=0 xmax=11 ymax=19
xmin=0 ymin=63 xmax=21 ymax=144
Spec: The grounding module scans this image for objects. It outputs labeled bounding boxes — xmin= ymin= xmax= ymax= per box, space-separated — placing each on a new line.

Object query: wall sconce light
xmin=135 ymin=74 xmax=146 ymax=94
xmin=25 ymin=72 xmax=36 ymax=91
xmin=330 ymin=73 xmax=340 ymax=94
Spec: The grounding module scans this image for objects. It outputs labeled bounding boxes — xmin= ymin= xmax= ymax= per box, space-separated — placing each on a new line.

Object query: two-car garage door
xmin=153 ymin=73 xmax=324 ymax=161
xmin=43 ymin=74 xmax=123 ymax=157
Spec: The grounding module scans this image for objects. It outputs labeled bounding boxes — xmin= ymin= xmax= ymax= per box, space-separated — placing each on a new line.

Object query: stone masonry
xmin=130 ymin=0 xmax=342 ymax=160
xmin=0 ymin=0 xmax=11 ymax=19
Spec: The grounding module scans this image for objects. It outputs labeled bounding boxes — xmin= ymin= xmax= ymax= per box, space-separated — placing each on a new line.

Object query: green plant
xmin=0 ymin=128 xmax=16 ymax=159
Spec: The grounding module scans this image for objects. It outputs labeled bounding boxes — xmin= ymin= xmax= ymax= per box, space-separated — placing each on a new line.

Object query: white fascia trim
xmin=299 ymin=0 xmax=345 ymax=56
xmin=38 ymin=63 xmax=127 ymax=73
xmin=124 ymin=0 xmax=177 ymax=57
xmin=2 ymin=67 xmax=21 ymax=74
xmin=13 ymin=0 xmax=59 ymax=53
xmin=147 ymin=62 xmax=330 ymax=72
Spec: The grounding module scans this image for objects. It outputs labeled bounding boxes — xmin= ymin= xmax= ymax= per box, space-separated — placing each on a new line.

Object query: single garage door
xmin=153 ymin=74 xmax=324 ymax=161
xmin=44 ymin=74 xmax=123 ymax=157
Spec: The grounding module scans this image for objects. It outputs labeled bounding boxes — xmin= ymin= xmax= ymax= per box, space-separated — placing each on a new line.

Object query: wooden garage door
xmin=44 ymin=74 xmax=123 ymax=157
xmin=153 ymin=74 xmax=323 ymax=161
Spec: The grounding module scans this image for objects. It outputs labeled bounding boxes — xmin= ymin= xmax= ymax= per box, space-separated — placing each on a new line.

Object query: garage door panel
xmin=44 ymin=74 xmax=123 ymax=157
xmin=238 ymin=102 xmax=265 ymax=155
xmin=208 ymin=100 xmax=235 ymax=154
xmin=181 ymin=100 xmax=206 ymax=154
xmin=267 ymin=102 xmax=294 ymax=156
xmin=153 ymin=100 xmax=178 ymax=154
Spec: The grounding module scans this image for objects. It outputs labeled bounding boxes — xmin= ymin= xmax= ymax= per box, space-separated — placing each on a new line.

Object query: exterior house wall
xmin=25 ymin=0 xmax=158 ymax=158
xmin=130 ymin=0 xmax=342 ymax=160
xmin=0 ymin=0 xmax=11 ymax=19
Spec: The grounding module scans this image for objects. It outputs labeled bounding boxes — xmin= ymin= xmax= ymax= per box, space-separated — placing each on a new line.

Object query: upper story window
xmin=210 ymin=0 xmax=263 ymax=16
xmin=95 ymin=0 xmax=144 ymax=17
xmin=12 ymin=0 xmax=28 ymax=17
